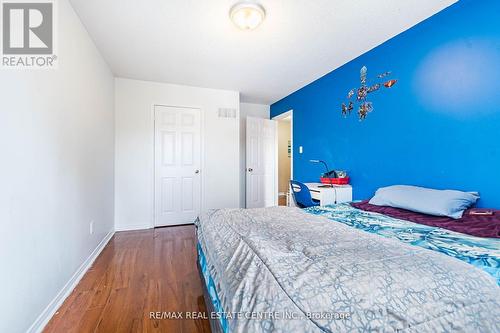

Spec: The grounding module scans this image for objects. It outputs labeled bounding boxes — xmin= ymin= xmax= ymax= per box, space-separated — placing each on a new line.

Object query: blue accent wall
xmin=271 ymin=0 xmax=500 ymax=208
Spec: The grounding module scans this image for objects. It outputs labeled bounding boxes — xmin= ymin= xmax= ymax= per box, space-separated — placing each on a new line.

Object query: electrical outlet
xmin=89 ymin=220 xmax=94 ymax=235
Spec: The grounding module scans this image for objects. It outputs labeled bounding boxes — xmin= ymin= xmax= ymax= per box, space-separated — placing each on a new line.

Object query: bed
xmin=195 ymin=203 xmax=500 ymax=333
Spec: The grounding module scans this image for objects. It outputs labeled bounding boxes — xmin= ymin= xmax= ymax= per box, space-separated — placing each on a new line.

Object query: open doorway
xmin=273 ymin=111 xmax=293 ymax=206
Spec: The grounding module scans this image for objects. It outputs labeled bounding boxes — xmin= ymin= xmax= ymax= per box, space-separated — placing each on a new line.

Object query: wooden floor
xmin=44 ymin=225 xmax=211 ymax=333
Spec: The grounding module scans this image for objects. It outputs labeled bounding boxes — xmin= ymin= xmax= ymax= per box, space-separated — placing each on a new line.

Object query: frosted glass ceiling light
xmin=230 ymin=2 xmax=266 ymax=30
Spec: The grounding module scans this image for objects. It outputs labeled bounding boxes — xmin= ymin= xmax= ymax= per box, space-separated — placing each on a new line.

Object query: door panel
xmin=181 ymin=132 xmax=194 ymax=165
xmin=246 ymin=117 xmax=277 ymax=208
xmin=161 ymin=177 xmax=175 ymax=213
xmin=161 ymin=132 xmax=176 ymax=165
xmin=155 ymin=106 xmax=201 ymax=226
xmin=181 ymin=177 xmax=194 ymax=211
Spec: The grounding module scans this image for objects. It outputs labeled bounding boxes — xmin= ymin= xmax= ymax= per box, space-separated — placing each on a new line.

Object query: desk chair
xmin=290 ymin=180 xmax=320 ymax=208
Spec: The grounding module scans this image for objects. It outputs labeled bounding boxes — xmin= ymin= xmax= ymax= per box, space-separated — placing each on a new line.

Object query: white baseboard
xmin=27 ymin=230 xmax=115 ymax=333
xmin=115 ymin=223 xmax=152 ymax=231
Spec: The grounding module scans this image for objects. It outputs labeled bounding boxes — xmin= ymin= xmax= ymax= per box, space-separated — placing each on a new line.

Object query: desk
xmin=305 ymin=183 xmax=352 ymax=206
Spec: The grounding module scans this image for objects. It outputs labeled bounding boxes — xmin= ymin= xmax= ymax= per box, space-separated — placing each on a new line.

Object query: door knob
xmin=195 ymin=169 xmax=200 ymax=174
xmin=248 ymin=168 xmax=253 ymax=172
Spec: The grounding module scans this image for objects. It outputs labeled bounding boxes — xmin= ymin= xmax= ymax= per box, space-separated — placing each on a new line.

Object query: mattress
xmin=196 ymin=205 xmax=500 ymax=333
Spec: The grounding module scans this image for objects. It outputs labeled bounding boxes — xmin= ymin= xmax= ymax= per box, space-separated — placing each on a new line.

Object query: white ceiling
xmin=69 ymin=0 xmax=456 ymax=104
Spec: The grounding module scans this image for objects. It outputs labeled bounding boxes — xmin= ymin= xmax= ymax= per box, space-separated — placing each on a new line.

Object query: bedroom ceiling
xmin=69 ymin=0 xmax=457 ymax=104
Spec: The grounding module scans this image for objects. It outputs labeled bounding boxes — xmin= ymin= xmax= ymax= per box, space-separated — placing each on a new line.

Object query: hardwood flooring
xmin=278 ymin=196 xmax=287 ymax=206
xmin=43 ymin=225 xmax=211 ymax=333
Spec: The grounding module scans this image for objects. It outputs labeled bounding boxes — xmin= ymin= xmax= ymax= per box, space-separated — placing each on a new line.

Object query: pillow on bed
xmin=369 ymin=185 xmax=479 ymax=219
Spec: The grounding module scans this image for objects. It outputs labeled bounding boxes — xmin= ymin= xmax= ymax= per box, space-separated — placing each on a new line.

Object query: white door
xmin=246 ymin=117 xmax=277 ymax=208
xmin=154 ymin=106 xmax=201 ymax=226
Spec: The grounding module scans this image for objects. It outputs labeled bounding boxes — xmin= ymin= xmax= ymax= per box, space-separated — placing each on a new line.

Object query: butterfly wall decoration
xmin=341 ymin=66 xmax=397 ymax=120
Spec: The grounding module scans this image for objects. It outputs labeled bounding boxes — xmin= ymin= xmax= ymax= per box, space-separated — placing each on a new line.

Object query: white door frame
xmin=272 ymin=110 xmax=293 ymax=204
xmin=152 ymin=104 xmax=204 ymax=227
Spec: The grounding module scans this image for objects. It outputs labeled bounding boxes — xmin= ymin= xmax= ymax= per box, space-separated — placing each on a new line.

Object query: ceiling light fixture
xmin=230 ymin=2 xmax=266 ymax=31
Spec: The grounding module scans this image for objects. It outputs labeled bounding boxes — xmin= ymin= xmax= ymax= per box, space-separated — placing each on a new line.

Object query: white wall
xmin=115 ymin=78 xmax=240 ymax=230
xmin=239 ymin=103 xmax=270 ymax=207
xmin=0 ymin=1 xmax=115 ymax=332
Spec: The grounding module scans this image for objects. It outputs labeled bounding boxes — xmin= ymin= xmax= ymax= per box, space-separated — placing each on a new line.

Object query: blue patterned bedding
xmin=196 ymin=206 xmax=500 ymax=333
xmin=306 ymin=203 xmax=500 ymax=285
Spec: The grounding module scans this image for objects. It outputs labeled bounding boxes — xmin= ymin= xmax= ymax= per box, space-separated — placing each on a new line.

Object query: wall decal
xmin=341 ymin=66 xmax=397 ymax=120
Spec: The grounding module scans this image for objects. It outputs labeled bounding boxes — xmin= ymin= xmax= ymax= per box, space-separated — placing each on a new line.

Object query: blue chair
xmin=290 ymin=180 xmax=320 ymax=208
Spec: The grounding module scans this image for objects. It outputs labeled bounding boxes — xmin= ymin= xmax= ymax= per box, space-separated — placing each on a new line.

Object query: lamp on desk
xmin=309 ymin=159 xmax=337 ymax=187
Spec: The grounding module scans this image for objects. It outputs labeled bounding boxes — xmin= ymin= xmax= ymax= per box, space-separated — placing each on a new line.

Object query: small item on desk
xmin=336 ymin=170 xmax=348 ymax=178
xmin=468 ymin=209 xmax=495 ymax=216
xmin=309 ymin=160 xmax=350 ymax=185
xmin=320 ymin=177 xmax=350 ymax=185
xmin=320 ymin=170 xmax=350 ymax=185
